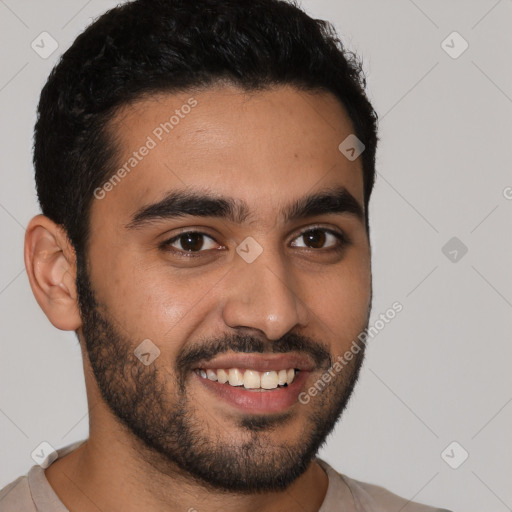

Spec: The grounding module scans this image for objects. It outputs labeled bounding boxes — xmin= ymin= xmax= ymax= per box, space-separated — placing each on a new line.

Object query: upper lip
xmin=194 ymin=353 xmax=316 ymax=372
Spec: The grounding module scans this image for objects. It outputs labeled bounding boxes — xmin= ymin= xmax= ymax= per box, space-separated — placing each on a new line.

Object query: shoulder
xmin=0 ymin=474 xmax=36 ymax=512
xmin=317 ymin=459 xmax=453 ymax=512
xmin=0 ymin=439 xmax=86 ymax=512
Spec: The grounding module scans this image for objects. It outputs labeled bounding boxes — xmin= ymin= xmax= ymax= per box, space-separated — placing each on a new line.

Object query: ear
xmin=24 ymin=215 xmax=82 ymax=331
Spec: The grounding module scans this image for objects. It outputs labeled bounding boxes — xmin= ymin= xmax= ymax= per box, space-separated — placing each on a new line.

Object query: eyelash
xmin=159 ymin=226 xmax=350 ymax=258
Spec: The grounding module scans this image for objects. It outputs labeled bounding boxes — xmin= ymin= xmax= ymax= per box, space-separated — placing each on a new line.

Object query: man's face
xmin=79 ymin=84 xmax=372 ymax=491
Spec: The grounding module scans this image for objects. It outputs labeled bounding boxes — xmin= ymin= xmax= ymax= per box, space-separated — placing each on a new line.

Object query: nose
xmin=221 ymin=246 xmax=310 ymax=341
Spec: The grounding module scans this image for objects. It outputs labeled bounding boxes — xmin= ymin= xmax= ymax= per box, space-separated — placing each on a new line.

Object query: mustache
xmin=175 ymin=332 xmax=332 ymax=374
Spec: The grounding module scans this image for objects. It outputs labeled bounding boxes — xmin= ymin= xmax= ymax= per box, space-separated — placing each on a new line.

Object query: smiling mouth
xmin=195 ymin=367 xmax=298 ymax=390
xmin=190 ymin=352 xmax=316 ymax=412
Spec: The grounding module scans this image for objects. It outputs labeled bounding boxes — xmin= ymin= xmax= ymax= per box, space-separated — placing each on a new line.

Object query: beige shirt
xmin=0 ymin=440 xmax=451 ymax=511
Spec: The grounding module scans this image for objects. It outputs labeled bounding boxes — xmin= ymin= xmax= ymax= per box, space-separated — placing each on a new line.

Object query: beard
xmin=76 ymin=259 xmax=369 ymax=493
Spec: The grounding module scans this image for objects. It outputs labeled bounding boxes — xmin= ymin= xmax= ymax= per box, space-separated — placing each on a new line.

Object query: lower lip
xmin=195 ymin=370 xmax=310 ymax=414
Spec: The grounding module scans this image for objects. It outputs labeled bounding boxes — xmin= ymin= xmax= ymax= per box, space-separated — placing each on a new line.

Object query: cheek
xmin=93 ymin=253 xmax=224 ymax=349
xmin=310 ymin=256 xmax=371 ymax=344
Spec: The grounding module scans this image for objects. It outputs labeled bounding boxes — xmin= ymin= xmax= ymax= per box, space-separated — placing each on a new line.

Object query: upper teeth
xmin=198 ymin=368 xmax=296 ymax=389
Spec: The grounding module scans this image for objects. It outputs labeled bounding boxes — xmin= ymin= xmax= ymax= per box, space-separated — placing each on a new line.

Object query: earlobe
xmin=24 ymin=215 xmax=82 ymax=331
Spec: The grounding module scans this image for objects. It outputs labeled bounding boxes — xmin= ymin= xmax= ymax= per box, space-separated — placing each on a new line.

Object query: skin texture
xmin=25 ymin=84 xmax=372 ymax=512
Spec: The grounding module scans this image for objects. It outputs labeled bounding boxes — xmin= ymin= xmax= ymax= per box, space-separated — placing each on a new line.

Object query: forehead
xmin=92 ymin=84 xmax=365 ymax=227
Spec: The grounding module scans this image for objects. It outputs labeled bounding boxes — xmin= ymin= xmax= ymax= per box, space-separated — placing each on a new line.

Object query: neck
xmin=45 ymin=426 xmax=329 ymax=512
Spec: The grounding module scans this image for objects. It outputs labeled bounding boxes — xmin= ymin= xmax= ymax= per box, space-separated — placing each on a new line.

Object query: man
xmin=0 ymin=0 xmax=451 ymax=510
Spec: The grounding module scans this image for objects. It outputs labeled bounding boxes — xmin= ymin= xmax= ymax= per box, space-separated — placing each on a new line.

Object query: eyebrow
xmin=125 ymin=185 xmax=365 ymax=230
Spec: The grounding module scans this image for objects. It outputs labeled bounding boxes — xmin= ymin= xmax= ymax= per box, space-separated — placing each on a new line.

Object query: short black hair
xmin=33 ymin=0 xmax=378 ymax=259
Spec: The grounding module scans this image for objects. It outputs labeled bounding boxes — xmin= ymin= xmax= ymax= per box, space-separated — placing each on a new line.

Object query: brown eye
xmin=162 ymin=232 xmax=219 ymax=253
xmin=177 ymin=232 xmax=205 ymax=251
xmin=291 ymin=228 xmax=346 ymax=250
xmin=303 ymin=229 xmax=326 ymax=249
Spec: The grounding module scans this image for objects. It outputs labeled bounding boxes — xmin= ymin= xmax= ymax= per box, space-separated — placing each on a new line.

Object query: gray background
xmin=1 ymin=1 xmax=511 ymax=511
